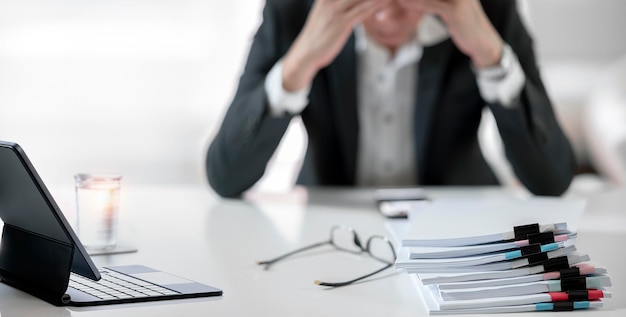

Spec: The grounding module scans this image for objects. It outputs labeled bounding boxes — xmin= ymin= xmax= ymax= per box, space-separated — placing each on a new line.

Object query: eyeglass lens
xmin=258 ymin=225 xmax=397 ymax=287
xmin=329 ymin=225 xmax=396 ymax=264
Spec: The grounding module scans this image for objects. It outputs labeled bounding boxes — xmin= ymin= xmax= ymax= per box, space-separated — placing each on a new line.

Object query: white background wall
xmin=526 ymin=0 xmax=626 ymax=169
xmin=0 ymin=0 xmax=265 ymax=188
xmin=0 ymin=0 xmax=625 ymax=191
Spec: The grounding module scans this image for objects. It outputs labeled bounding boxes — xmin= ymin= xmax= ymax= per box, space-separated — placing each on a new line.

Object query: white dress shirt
xmin=264 ymin=14 xmax=525 ymax=187
xmin=353 ymin=24 xmax=421 ymax=186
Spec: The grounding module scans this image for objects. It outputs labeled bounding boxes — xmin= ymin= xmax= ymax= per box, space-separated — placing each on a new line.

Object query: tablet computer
xmin=0 ymin=141 xmax=222 ymax=306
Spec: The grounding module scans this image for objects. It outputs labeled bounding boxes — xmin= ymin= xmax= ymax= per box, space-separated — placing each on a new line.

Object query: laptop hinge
xmin=0 ymin=224 xmax=73 ymax=306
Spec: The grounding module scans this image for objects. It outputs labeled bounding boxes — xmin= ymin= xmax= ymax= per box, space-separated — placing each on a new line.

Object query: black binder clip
xmin=568 ymin=290 xmax=592 ymax=301
xmin=560 ymin=267 xmax=581 ymax=278
xmin=527 ymin=252 xmax=549 ymax=266
xmin=553 ymin=302 xmax=575 ymax=311
xmin=561 ymin=276 xmax=587 ymax=291
xmin=528 ymin=232 xmax=555 ymax=244
xmin=543 ymin=256 xmax=570 ymax=272
xmin=513 ymin=223 xmax=540 ymax=240
xmin=520 ymin=243 xmax=542 ymax=256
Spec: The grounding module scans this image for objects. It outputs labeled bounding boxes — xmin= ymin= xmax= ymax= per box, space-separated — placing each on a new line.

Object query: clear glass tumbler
xmin=74 ymin=173 xmax=122 ymax=250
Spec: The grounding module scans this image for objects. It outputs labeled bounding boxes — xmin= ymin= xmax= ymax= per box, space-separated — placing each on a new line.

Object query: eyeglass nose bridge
xmin=329 ymin=225 xmax=364 ymax=252
xmin=365 ymin=235 xmax=397 ymax=264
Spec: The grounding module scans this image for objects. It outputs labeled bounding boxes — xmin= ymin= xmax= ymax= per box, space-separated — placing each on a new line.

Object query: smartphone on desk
xmin=374 ymin=188 xmax=429 ymax=218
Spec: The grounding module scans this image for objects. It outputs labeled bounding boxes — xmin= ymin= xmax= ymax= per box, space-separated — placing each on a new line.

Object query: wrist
xmin=471 ymin=39 xmax=503 ymax=68
xmin=282 ymin=49 xmax=319 ymax=92
xmin=474 ymin=43 xmax=525 ymax=107
xmin=468 ymin=19 xmax=503 ymax=68
xmin=474 ymin=44 xmax=513 ymax=81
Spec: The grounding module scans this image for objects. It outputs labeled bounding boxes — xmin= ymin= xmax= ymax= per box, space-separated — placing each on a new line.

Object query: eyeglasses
xmin=256 ymin=225 xmax=397 ymax=287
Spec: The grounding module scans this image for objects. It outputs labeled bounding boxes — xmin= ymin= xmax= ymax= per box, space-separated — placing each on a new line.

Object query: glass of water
xmin=74 ymin=173 xmax=122 ymax=250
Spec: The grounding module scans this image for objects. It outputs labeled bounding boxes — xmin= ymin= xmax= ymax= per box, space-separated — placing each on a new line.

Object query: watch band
xmin=476 ymin=44 xmax=513 ymax=81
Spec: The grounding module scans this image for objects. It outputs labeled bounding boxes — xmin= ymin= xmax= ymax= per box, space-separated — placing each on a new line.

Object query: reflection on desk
xmin=0 ymin=285 xmax=70 ymax=317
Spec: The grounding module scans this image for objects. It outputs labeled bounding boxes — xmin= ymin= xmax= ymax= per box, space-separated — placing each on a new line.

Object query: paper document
xmin=402 ymin=198 xmax=585 ymax=247
xmin=436 ymin=264 xmax=607 ymax=290
xmin=411 ymin=274 xmax=607 ymax=314
xmin=398 ymin=244 xmax=574 ymax=269
xmin=408 ymin=233 xmax=575 ymax=259
xmin=440 ymin=276 xmax=612 ymax=300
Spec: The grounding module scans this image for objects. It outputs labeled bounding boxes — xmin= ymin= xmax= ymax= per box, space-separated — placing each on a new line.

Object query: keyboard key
xmin=69 ymin=270 xmax=180 ymax=301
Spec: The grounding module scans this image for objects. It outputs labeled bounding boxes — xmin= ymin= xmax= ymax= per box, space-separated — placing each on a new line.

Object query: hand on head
xmin=398 ymin=0 xmax=503 ymax=67
xmin=282 ymin=0 xmax=503 ymax=92
xmin=283 ymin=0 xmax=392 ymax=91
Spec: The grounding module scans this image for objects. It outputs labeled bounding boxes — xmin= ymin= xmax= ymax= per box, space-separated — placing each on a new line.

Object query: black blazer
xmin=206 ymin=0 xmax=576 ymax=197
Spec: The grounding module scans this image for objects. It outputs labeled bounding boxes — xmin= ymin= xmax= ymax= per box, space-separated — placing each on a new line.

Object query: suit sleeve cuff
xmin=475 ymin=44 xmax=526 ymax=108
xmin=264 ymin=59 xmax=311 ymax=116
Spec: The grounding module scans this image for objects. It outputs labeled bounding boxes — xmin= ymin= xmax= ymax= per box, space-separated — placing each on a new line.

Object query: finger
xmin=399 ymin=0 xmax=450 ymax=15
xmin=335 ymin=0 xmax=375 ymax=12
xmin=397 ymin=0 xmax=421 ymax=10
xmin=344 ymin=0 xmax=390 ymax=23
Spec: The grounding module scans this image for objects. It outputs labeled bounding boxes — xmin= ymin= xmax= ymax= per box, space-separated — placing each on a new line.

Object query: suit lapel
xmin=325 ymin=34 xmax=358 ymax=184
xmin=415 ymin=39 xmax=455 ymax=180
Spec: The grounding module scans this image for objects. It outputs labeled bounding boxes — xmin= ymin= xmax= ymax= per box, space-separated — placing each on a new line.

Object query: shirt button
xmin=383 ymin=161 xmax=393 ymax=173
xmin=384 ymin=113 xmax=394 ymax=123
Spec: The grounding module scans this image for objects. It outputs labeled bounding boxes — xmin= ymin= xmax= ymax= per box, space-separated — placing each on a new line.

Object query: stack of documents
xmin=390 ymin=198 xmax=612 ymax=314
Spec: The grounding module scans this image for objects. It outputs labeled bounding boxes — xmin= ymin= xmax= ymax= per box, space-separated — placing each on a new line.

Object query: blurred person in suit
xmin=206 ymin=0 xmax=575 ymax=197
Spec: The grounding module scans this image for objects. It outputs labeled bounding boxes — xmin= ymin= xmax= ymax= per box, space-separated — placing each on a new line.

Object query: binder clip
xmin=513 ymin=223 xmax=540 ymax=240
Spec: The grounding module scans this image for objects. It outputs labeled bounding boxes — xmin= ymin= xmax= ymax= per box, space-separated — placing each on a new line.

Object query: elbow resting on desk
xmin=516 ymin=152 xmax=577 ymax=197
xmin=205 ymin=146 xmax=244 ymax=199
xmin=205 ymin=163 xmax=249 ymax=199
xmin=524 ymin=173 xmax=575 ymax=197
xmin=205 ymin=141 xmax=266 ymax=198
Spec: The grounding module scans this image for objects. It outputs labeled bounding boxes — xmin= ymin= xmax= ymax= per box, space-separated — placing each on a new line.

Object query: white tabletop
xmin=1 ymin=185 xmax=624 ymax=316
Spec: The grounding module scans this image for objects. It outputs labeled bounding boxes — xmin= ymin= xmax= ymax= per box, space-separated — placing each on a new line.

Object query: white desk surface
xmin=1 ymin=185 xmax=624 ymax=317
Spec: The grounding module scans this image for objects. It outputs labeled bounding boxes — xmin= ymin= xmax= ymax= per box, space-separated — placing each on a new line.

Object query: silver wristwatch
xmin=476 ymin=44 xmax=513 ymax=81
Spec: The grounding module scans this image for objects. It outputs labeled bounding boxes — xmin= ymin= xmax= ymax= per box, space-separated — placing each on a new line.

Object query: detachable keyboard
xmin=69 ymin=269 xmax=180 ymax=300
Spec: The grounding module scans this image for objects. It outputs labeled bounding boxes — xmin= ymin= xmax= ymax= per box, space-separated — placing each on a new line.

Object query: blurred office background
xmin=0 ymin=0 xmax=625 ymax=194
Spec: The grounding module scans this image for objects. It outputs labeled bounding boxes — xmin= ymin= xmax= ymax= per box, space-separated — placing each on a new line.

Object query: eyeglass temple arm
xmin=314 ymin=263 xmax=393 ymax=287
xmin=256 ymin=240 xmax=331 ymax=268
